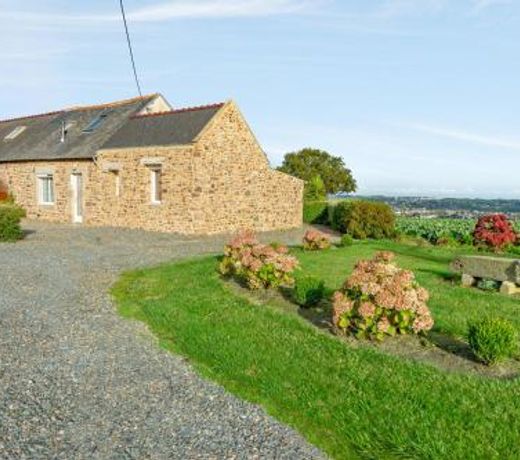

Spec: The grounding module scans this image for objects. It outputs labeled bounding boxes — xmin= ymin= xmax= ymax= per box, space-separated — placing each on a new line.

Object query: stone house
xmin=0 ymin=94 xmax=303 ymax=234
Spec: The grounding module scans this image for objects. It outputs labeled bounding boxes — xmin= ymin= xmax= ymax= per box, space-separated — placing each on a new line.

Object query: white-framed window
xmin=37 ymin=174 xmax=55 ymax=205
xmin=4 ymin=126 xmax=26 ymax=141
xmin=150 ymin=166 xmax=162 ymax=204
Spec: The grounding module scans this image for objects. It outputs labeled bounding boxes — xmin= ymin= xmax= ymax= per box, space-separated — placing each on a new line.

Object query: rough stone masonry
xmin=0 ymin=96 xmax=303 ymax=235
xmin=451 ymin=255 xmax=520 ymax=295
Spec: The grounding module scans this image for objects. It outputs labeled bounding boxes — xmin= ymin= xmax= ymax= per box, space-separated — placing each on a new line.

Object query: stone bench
xmin=451 ymin=255 xmax=520 ymax=295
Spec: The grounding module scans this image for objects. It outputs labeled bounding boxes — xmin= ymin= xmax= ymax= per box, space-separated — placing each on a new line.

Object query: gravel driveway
xmin=0 ymin=221 xmax=324 ymax=459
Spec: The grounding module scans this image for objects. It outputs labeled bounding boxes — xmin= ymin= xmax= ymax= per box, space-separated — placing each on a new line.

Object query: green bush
xmin=476 ymin=279 xmax=501 ymax=292
xmin=339 ymin=234 xmax=354 ymax=247
xmin=332 ymin=200 xmax=395 ymax=240
xmin=304 ymin=175 xmax=327 ymax=201
xmin=293 ymin=275 xmax=325 ymax=307
xmin=303 ymin=201 xmax=329 ymax=224
xmin=468 ymin=318 xmax=518 ymax=365
xmin=0 ymin=204 xmax=26 ymax=242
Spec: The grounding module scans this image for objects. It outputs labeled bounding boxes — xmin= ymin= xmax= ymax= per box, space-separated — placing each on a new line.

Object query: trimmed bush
xmin=332 ymin=251 xmax=433 ymax=340
xmin=332 ymin=200 xmax=395 ymax=240
xmin=468 ymin=318 xmax=517 ymax=365
xmin=473 ymin=214 xmax=517 ymax=252
xmin=339 ymin=234 xmax=354 ymax=247
xmin=0 ymin=204 xmax=26 ymax=242
xmin=302 ymin=229 xmax=331 ymax=251
xmin=303 ymin=201 xmax=329 ymax=224
xmin=219 ymin=230 xmax=299 ymax=290
xmin=293 ymin=276 xmax=325 ymax=307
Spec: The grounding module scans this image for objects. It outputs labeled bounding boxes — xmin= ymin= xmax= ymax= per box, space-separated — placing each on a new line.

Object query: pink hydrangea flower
xmin=332 ymin=251 xmax=434 ymax=338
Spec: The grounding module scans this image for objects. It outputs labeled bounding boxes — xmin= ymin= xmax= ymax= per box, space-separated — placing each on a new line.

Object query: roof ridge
xmin=0 ymin=110 xmax=65 ymax=125
xmin=65 ymin=93 xmax=158 ymax=112
xmin=130 ymin=102 xmax=225 ymax=119
xmin=0 ymin=93 xmax=158 ymax=125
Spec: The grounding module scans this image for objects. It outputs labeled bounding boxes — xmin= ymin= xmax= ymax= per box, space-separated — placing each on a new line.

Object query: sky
xmin=1 ymin=0 xmax=519 ymax=198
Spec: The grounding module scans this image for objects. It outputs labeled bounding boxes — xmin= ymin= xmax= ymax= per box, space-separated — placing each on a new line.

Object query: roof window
xmin=82 ymin=110 xmax=111 ymax=133
xmin=4 ymin=126 xmax=26 ymax=141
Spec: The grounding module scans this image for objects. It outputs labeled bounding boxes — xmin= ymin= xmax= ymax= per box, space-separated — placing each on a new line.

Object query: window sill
xmin=38 ymin=203 xmax=55 ymax=207
xmin=150 ymin=201 xmax=162 ymax=206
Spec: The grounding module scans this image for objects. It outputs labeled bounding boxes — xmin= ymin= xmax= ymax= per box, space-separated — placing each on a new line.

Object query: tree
xmin=277 ymin=148 xmax=356 ymax=196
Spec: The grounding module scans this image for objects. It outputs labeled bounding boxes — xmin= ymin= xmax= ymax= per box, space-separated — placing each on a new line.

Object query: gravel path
xmin=0 ymin=221 xmax=324 ymax=459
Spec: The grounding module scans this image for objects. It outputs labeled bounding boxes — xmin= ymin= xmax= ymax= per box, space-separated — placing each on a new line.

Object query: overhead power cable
xmin=119 ymin=0 xmax=142 ymax=96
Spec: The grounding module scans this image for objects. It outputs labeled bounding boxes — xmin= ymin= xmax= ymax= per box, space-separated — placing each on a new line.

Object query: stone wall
xmin=91 ymin=145 xmax=196 ymax=233
xmin=0 ymin=101 xmax=303 ymax=234
xmin=190 ymin=101 xmax=303 ymax=233
xmin=0 ymin=160 xmax=95 ymax=223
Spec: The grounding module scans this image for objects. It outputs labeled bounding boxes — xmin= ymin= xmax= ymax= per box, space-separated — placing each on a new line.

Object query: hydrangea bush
xmin=332 ymin=251 xmax=434 ymax=340
xmin=302 ymin=229 xmax=331 ymax=251
xmin=473 ymin=214 xmax=517 ymax=251
xmin=219 ymin=230 xmax=299 ymax=290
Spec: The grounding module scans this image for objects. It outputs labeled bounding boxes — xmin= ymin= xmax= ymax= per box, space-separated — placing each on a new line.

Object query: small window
xmin=114 ymin=171 xmax=121 ymax=197
xmin=82 ymin=110 xmax=110 ymax=133
xmin=4 ymin=126 xmax=26 ymax=141
xmin=37 ymin=174 xmax=54 ymax=205
xmin=150 ymin=166 xmax=162 ymax=204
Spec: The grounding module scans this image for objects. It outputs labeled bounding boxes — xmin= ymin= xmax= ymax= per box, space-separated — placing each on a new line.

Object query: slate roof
xmin=102 ymin=103 xmax=225 ymax=149
xmin=0 ymin=96 xmax=225 ymax=163
xmin=0 ymin=95 xmax=157 ymax=163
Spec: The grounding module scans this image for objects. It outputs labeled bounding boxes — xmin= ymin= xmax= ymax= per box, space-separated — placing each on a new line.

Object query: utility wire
xmin=119 ymin=0 xmax=142 ymax=96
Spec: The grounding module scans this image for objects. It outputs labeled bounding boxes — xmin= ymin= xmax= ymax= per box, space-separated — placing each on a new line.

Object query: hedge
xmin=0 ymin=204 xmax=26 ymax=242
xmin=332 ymin=200 xmax=395 ymax=239
xmin=303 ymin=201 xmax=329 ymax=224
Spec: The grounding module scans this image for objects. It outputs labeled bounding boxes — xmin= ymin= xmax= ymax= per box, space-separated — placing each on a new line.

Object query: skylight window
xmin=82 ymin=110 xmax=111 ymax=133
xmin=4 ymin=126 xmax=26 ymax=141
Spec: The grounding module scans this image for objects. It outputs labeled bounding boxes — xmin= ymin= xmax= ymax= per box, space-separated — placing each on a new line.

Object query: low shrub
xmin=468 ymin=318 xmax=517 ymax=365
xmin=332 ymin=200 xmax=395 ymax=240
xmin=219 ymin=230 xmax=299 ymax=290
xmin=476 ymin=278 xmax=501 ymax=292
xmin=508 ymin=245 xmax=520 ymax=256
xmin=303 ymin=201 xmax=329 ymax=224
xmin=332 ymin=251 xmax=433 ymax=340
xmin=302 ymin=229 xmax=331 ymax=251
xmin=0 ymin=204 xmax=26 ymax=242
xmin=338 ymin=234 xmax=354 ymax=247
xmin=473 ymin=214 xmax=517 ymax=252
xmin=293 ymin=276 xmax=325 ymax=307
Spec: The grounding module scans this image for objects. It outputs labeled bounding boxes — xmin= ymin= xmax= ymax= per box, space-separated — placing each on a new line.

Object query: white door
xmin=71 ymin=173 xmax=83 ymax=223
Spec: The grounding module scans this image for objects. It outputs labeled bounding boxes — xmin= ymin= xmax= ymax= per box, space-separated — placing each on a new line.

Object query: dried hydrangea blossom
xmin=332 ymin=251 xmax=434 ymax=340
xmin=219 ymin=230 xmax=299 ymax=290
xmin=302 ymin=229 xmax=331 ymax=251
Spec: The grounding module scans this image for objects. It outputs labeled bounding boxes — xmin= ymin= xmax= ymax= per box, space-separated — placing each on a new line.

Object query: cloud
xmin=376 ymin=0 xmax=448 ymax=17
xmin=472 ymin=0 xmax=513 ymax=11
xmin=405 ymin=123 xmax=520 ymax=150
xmin=0 ymin=0 xmax=323 ymax=26
xmin=128 ymin=0 xmax=323 ymax=22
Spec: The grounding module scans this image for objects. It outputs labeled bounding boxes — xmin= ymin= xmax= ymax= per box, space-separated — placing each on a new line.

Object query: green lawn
xmin=112 ymin=241 xmax=520 ymax=460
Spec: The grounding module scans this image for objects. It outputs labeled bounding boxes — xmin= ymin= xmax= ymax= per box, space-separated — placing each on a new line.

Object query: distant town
xmin=352 ymin=196 xmax=520 ymax=220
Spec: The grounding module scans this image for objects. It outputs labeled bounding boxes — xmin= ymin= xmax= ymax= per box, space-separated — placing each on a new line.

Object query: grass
xmin=112 ymin=241 xmax=520 ymax=460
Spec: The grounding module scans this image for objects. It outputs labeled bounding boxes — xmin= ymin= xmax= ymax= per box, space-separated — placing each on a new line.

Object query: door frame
xmin=71 ymin=172 xmax=84 ymax=224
